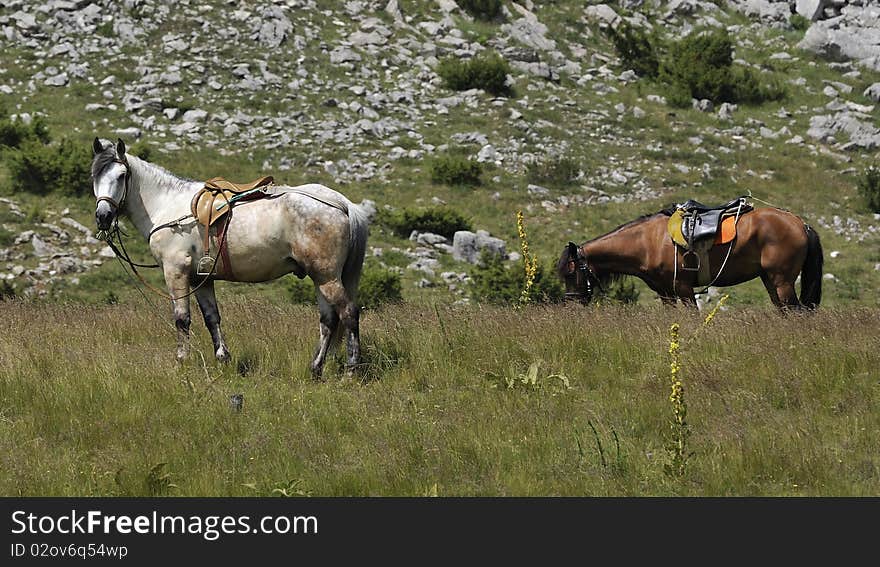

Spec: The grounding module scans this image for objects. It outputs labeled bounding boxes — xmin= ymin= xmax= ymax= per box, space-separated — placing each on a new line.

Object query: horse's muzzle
xmin=96 ymin=203 xmax=114 ymax=231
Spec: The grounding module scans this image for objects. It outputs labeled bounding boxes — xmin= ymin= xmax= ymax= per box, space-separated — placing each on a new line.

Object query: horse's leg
xmin=762 ymin=272 xmax=800 ymax=311
xmin=675 ymin=281 xmax=698 ymax=309
xmin=164 ymin=267 xmax=191 ymax=362
xmin=317 ymin=279 xmax=361 ymax=376
xmin=194 ymin=281 xmax=230 ymax=363
xmin=310 ymin=293 xmax=340 ymax=379
xmin=760 ymin=273 xmax=783 ymax=309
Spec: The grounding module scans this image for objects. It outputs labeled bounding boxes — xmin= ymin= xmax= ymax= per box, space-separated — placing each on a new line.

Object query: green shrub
xmin=437 ymin=51 xmax=511 ymax=95
xmin=789 ymin=13 xmax=810 ymax=31
xmin=605 ymin=22 xmax=661 ymax=78
xmin=857 ymin=164 xmax=880 ymax=213
xmin=0 ymin=226 xmax=13 ymax=247
xmin=598 ymin=278 xmax=640 ymax=305
xmin=469 ymin=251 xmax=563 ymax=305
xmin=358 ymin=265 xmax=403 ymax=309
xmin=378 ymin=207 xmax=472 ymax=239
xmin=0 ymin=113 xmax=50 ymax=148
xmin=0 ymin=280 xmax=16 ymax=301
xmin=659 ymin=29 xmax=784 ymax=106
xmin=287 ymin=277 xmax=316 ymax=305
xmin=526 ymin=156 xmax=581 ymax=188
xmin=431 ymin=154 xmax=483 ymax=186
xmin=287 ymin=264 xmax=403 ymax=310
xmin=128 ymin=141 xmax=153 ymax=161
xmin=5 ymin=138 xmax=92 ymax=196
xmin=457 ymin=0 xmax=503 ymax=21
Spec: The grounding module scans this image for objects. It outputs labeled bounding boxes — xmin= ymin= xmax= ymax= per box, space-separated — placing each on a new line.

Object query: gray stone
xmin=253 ymin=6 xmax=292 ymax=48
xmin=182 ymin=109 xmax=208 ymax=122
xmin=694 ymin=99 xmax=714 ymax=112
xmin=160 ymin=71 xmax=182 ymax=85
xmin=503 ymin=5 xmax=557 ymax=52
xmin=717 ymin=102 xmax=737 ymax=120
xmin=476 ymin=144 xmax=497 ymax=163
xmin=45 ymin=73 xmax=68 ymax=87
xmin=31 ymin=234 xmax=55 ymax=257
xmin=864 ymin=82 xmax=880 ymax=102
xmin=453 ymin=230 xmax=506 ymax=264
xmin=330 ymin=47 xmax=362 ymax=64
xmin=795 ymin=0 xmax=827 ymax=21
xmin=584 ymin=4 xmax=621 ymax=28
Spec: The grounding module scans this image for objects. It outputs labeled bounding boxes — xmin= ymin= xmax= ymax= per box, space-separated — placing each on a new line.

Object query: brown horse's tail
xmin=800 ymin=224 xmax=823 ymax=309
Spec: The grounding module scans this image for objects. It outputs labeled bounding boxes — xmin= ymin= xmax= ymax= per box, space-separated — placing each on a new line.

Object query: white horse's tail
xmin=343 ymin=202 xmax=369 ymax=302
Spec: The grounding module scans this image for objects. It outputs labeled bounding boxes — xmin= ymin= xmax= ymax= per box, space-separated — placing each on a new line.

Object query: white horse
xmin=91 ymin=138 xmax=369 ymax=378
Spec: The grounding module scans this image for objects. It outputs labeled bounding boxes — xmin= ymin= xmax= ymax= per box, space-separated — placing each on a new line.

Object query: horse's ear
xmin=93 ymin=137 xmax=103 ymax=155
xmin=116 ymin=138 xmax=126 ymax=157
xmin=567 ymin=242 xmax=579 ymax=258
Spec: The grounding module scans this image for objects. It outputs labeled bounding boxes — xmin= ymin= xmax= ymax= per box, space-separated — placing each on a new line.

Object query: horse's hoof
xmin=216 ymin=348 xmax=231 ymax=363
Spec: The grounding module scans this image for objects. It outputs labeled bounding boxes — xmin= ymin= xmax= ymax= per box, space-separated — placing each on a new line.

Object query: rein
xmin=100 ymin=219 xmax=219 ymax=301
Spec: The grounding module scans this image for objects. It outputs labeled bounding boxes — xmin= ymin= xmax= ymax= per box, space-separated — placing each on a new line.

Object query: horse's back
xmin=742 ymin=207 xmax=809 ymax=247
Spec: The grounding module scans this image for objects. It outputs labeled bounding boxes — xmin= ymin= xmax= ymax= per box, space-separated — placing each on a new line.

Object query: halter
xmin=563 ymin=244 xmax=599 ymax=303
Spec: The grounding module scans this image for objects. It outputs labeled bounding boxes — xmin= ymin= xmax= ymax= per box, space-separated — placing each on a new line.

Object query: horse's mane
xmin=92 ymin=146 xmax=196 ymax=192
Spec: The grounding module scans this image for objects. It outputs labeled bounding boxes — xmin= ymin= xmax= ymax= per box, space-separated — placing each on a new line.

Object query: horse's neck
xmin=124 ymin=156 xmax=200 ymax=239
xmin=583 ymin=220 xmax=654 ymax=276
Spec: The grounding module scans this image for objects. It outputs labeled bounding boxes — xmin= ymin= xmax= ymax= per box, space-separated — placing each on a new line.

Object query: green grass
xmin=0 ymin=301 xmax=877 ymax=496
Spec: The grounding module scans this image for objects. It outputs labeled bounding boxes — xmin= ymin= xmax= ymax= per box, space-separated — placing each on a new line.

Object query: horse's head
xmin=91 ymin=137 xmax=130 ymax=231
xmin=557 ymin=241 xmax=594 ymax=304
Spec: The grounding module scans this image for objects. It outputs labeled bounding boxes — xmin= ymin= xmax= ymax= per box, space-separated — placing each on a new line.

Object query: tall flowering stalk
xmin=516 ymin=210 xmax=539 ymax=307
xmin=702 ymin=294 xmax=730 ymax=326
xmin=665 ymin=322 xmax=690 ymax=477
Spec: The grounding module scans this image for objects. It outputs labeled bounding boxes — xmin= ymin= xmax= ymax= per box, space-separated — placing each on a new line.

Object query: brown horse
xmin=557 ymin=204 xmax=824 ymax=310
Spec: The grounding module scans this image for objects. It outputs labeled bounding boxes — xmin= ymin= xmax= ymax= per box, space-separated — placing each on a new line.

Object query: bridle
xmin=95 ymin=155 xmax=131 ymax=214
xmin=563 ymin=242 xmax=600 ymax=303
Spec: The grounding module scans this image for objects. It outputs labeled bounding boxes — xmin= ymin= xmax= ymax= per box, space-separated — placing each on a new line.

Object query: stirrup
xmin=681 ymin=249 xmax=700 ymax=272
xmin=196 ymin=254 xmax=214 ymax=276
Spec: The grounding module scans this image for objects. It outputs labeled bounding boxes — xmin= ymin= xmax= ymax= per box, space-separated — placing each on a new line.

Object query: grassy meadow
xmin=1 ymin=299 xmax=877 ymax=496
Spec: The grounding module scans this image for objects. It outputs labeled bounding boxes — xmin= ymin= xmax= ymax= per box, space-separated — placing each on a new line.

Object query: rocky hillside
xmin=1 ymin=0 xmax=879 ymax=306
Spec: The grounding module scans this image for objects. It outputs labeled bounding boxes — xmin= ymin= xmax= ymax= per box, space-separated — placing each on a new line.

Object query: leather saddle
xmin=668 ymin=196 xmax=752 ymax=251
xmin=190 ymin=175 xmax=274 ymax=276
xmin=190 ymin=175 xmax=274 ymax=227
xmin=667 ymin=196 xmax=752 ymax=279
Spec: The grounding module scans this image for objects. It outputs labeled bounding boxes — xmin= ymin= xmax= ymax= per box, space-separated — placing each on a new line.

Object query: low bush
xmin=526 ymin=156 xmax=581 ymax=188
xmin=457 ymin=0 xmax=503 ymax=21
xmin=5 ymin=138 xmax=92 ymax=196
xmin=0 ymin=280 xmax=16 ymax=300
xmin=605 ymin=22 xmax=661 ymax=78
xmin=430 ymin=154 xmax=483 ymax=186
xmin=437 ymin=51 xmax=511 ymax=95
xmin=857 ymin=164 xmax=880 ymax=213
xmin=357 ymin=266 xmax=403 ymax=309
xmin=287 ymin=264 xmax=403 ymax=310
xmin=469 ymin=251 xmax=563 ymax=305
xmin=789 ymin=13 xmax=810 ymax=32
xmin=659 ymin=29 xmax=785 ymax=107
xmin=599 ymin=278 xmax=640 ymax=305
xmin=0 ymin=113 xmax=50 ymax=148
xmin=378 ymin=207 xmax=472 ymax=239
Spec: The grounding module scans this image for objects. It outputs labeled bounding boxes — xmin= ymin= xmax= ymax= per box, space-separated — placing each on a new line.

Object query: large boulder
xmin=452 ymin=230 xmax=507 ymax=264
xmin=795 ymin=0 xmax=827 ymax=21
